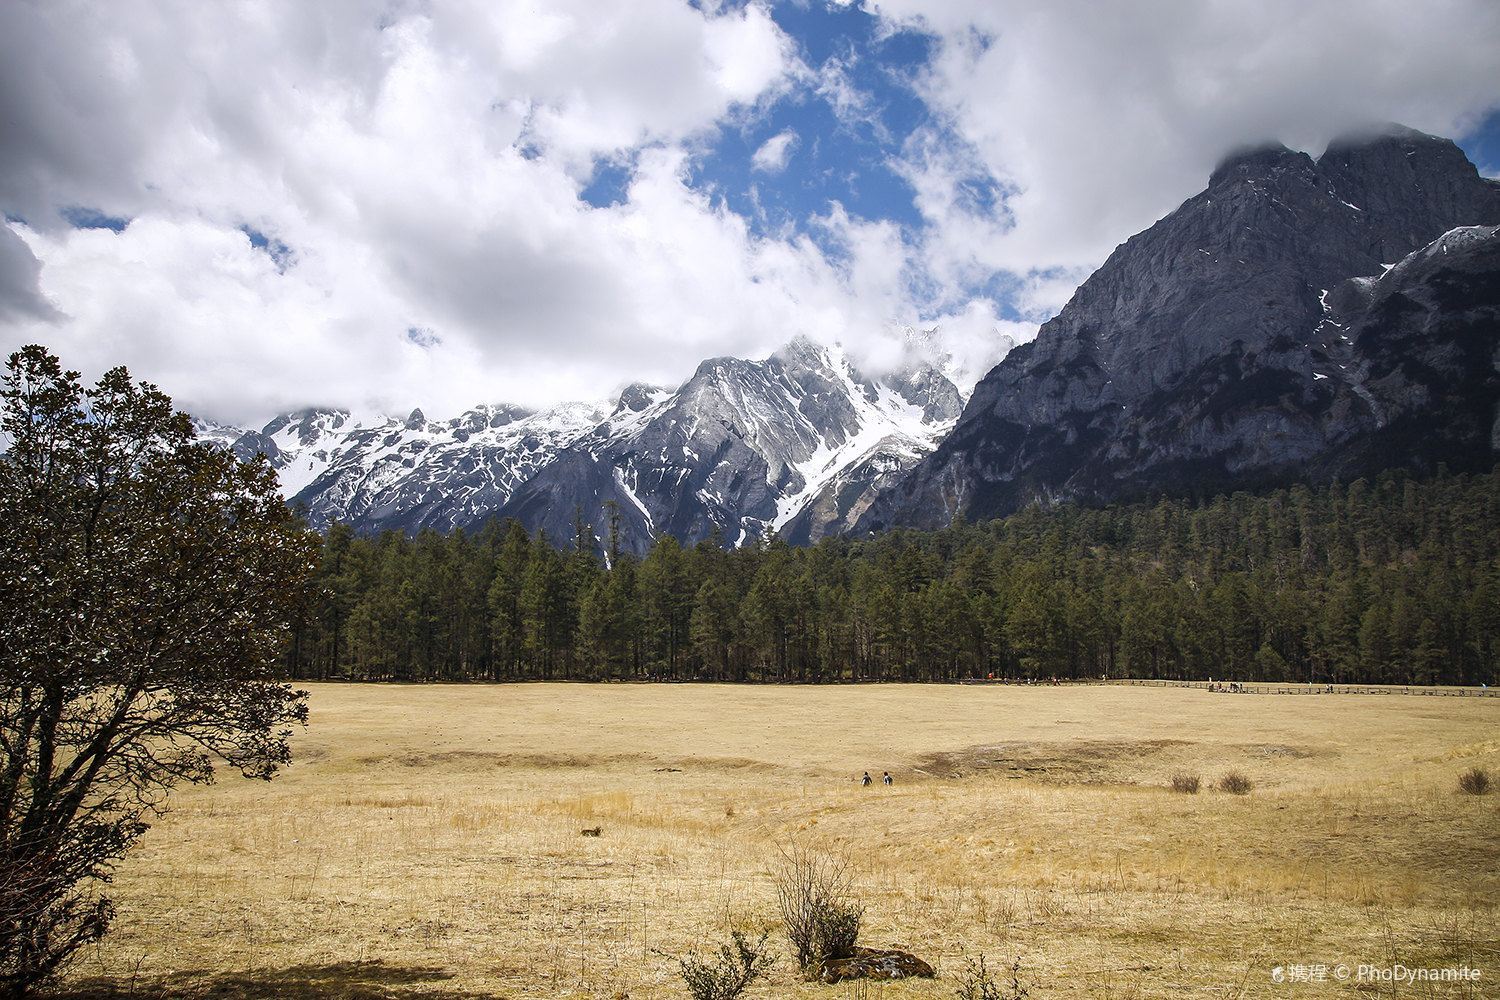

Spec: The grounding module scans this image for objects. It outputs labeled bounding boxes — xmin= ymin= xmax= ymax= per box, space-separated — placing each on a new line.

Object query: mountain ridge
xmin=206 ymin=336 xmax=967 ymax=553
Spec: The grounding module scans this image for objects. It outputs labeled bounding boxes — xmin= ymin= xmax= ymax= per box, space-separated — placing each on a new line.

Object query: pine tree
xmin=488 ymin=521 xmax=531 ymax=677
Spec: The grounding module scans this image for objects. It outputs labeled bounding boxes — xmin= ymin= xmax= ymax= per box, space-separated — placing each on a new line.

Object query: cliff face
xmin=861 ymin=125 xmax=1500 ymax=531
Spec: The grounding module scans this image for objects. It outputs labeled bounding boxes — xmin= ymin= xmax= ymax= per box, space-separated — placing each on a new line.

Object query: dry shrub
xmin=954 ymin=955 xmax=1031 ymax=1000
xmin=773 ymin=842 xmax=864 ymax=976
xmin=1458 ymin=767 xmax=1491 ymax=795
xmin=1170 ymin=773 xmax=1200 ymax=794
xmin=1218 ymin=771 xmax=1253 ymax=795
xmin=676 ymin=930 xmax=774 ymax=1000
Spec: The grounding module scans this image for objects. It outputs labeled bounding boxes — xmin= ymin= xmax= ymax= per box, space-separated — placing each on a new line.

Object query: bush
xmin=676 ymin=930 xmax=774 ymax=1000
xmin=1218 ymin=771 xmax=1253 ymax=795
xmin=1458 ymin=767 xmax=1491 ymax=795
xmin=1170 ymin=773 xmax=1200 ymax=794
xmin=954 ymin=955 xmax=1030 ymax=1000
xmin=810 ymin=902 xmax=862 ymax=966
xmin=774 ymin=843 xmax=864 ymax=976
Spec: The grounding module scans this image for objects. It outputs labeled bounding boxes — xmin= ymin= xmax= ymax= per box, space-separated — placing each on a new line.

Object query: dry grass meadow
xmin=62 ymin=683 xmax=1499 ymax=999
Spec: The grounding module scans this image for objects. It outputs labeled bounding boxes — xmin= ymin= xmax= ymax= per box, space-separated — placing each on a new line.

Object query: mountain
xmin=190 ymin=417 xmax=251 ymax=451
xmin=211 ymin=338 xmax=962 ymax=552
xmin=859 ymin=124 xmax=1500 ymax=531
xmin=499 ymin=337 xmax=961 ymax=552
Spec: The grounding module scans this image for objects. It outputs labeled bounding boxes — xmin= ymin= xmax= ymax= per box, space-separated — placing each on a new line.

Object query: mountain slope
xmin=859 ymin=124 xmax=1500 ymax=531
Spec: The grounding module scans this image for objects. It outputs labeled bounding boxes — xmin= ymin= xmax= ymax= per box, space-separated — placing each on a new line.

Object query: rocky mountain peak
xmin=452 ymin=403 xmax=531 ymax=434
xmin=1322 ymin=121 xmax=1457 ymax=156
xmin=882 ymin=363 xmax=964 ymax=423
xmin=1317 ymin=123 xmax=1500 ymax=266
xmin=771 ymin=333 xmax=835 ymax=370
xmin=1208 ymin=141 xmax=1313 ymax=189
xmin=613 ymin=382 xmax=669 ymax=414
xmin=261 ymin=407 xmax=348 ymax=443
xmin=860 ymin=124 xmax=1500 ymax=533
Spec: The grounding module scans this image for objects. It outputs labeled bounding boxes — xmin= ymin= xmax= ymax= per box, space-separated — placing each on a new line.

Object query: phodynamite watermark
xmin=1271 ymin=962 xmax=1482 ymax=985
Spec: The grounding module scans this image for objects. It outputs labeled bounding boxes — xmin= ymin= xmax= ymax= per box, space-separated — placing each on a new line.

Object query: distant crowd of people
xmin=1208 ymin=680 xmax=1340 ymax=693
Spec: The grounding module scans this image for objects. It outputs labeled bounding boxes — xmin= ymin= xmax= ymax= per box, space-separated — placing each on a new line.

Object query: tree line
xmin=284 ymin=467 xmax=1500 ymax=686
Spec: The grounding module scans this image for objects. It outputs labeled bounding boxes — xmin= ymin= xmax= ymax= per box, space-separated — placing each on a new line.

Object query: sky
xmin=2 ymin=0 xmax=1499 ymax=426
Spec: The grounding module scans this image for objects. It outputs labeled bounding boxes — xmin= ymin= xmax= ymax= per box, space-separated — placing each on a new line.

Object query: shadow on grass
xmin=56 ymin=960 xmax=488 ymax=999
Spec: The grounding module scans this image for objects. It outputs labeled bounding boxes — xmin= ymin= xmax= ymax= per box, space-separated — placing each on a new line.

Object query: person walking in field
xmin=862 ymin=771 xmax=872 ymax=787
xmin=882 ymin=771 xmax=893 ymax=786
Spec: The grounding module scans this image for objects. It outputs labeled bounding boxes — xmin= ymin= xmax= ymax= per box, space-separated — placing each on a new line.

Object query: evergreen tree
xmin=0 ymin=347 xmax=316 ymax=995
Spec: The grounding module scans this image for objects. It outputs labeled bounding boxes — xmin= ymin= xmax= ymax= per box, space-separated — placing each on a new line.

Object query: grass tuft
xmin=1217 ymin=771 xmax=1253 ymax=795
xmin=1458 ymin=766 xmax=1490 ymax=795
xmin=1170 ymin=773 xmax=1200 ymax=794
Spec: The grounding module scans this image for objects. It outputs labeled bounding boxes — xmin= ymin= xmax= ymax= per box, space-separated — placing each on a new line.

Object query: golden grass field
xmin=65 ymin=683 xmax=1499 ymax=999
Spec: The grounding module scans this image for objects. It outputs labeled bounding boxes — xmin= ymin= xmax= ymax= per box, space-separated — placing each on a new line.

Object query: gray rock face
xmin=860 ymin=125 xmax=1500 ymax=531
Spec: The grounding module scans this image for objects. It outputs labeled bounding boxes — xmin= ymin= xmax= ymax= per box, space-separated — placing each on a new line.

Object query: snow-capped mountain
xmin=256 ymin=402 xmax=606 ymax=534
xmin=501 ymin=336 xmax=961 ymax=552
xmin=204 ymin=337 xmax=963 ymax=552
xmin=190 ymin=417 xmax=252 ymax=451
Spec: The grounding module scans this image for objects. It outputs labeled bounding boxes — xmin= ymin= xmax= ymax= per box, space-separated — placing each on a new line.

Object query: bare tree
xmin=0 ymin=346 xmax=319 ymax=997
xmin=773 ymin=842 xmax=864 ymax=976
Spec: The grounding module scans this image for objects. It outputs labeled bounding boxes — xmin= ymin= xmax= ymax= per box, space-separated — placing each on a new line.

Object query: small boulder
xmin=818 ymin=947 xmax=935 ymax=983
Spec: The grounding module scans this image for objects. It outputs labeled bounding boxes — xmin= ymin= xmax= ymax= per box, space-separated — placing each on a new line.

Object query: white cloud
xmin=0 ymin=224 xmax=59 ymax=323
xmin=814 ymin=55 xmax=888 ymax=142
xmin=751 ymin=128 xmax=799 ymax=173
xmin=920 ymin=299 xmax=1031 ymax=389
xmin=871 ymin=0 xmax=1500 ymax=276
xmin=0 ymin=0 xmax=831 ymax=423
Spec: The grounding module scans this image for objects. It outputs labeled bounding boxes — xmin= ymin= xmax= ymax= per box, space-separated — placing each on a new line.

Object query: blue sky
xmin=1458 ymin=109 xmax=1500 ymax=176
xmin=576 ymin=2 xmax=938 ymax=272
xmin=681 ymin=2 xmax=933 ymax=233
xmin=3 ymin=0 xmax=1499 ymax=423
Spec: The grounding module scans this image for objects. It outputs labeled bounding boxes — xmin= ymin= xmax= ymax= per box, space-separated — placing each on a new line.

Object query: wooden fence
xmin=1110 ymin=678 xmax=1499 ymax=697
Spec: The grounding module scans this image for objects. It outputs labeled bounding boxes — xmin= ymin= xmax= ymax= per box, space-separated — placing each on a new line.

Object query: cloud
xmin=870 ymin=0 xmax=1500 ymax=277
xmin=751 ymin=128 xmax=799 ymax=173
xmin=0 ymin=223 xmax=60 ymax=323
xmin=0 ymin=0 xmax=824 ymax=423
xmin=814 ymin=55 xmax=887 ymax=142
xmin=918 ymin=298 xmax=1031 ymax=387
xmin=3 ymin=0 xmax=1498 ymax=425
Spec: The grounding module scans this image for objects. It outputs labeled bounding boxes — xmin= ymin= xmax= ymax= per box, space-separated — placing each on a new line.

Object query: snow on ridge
xmin=613 ymin=466 xmax=653 ymax=532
